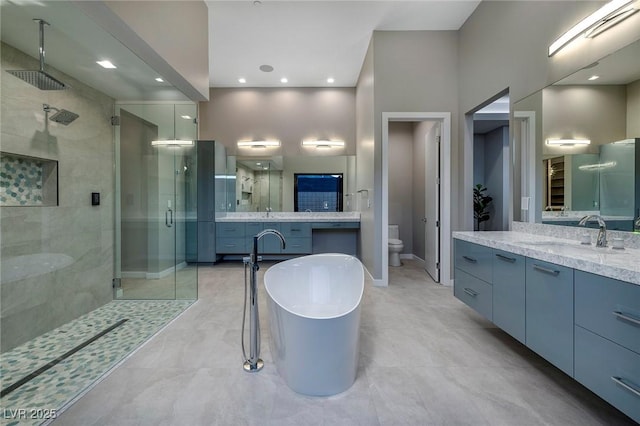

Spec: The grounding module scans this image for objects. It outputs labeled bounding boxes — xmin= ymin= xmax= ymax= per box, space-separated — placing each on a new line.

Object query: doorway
xmin=382 ymin=112 xmax=452 ymax=287
xmin=469 ymin=92 xmax=511 ymax=232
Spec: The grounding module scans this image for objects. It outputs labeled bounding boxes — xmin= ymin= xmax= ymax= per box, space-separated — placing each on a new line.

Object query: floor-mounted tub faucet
xmin=241 ymin=229 xmax=286 ymax=372
xmin=579 ymin=215 xmax=607 ymax=247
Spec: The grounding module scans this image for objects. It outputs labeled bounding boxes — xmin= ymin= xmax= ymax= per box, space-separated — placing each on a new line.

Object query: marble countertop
xmin=453 ymin=231 xmax=640 ymax=286
xmin=216 ymin=212 xmax=360 ymax=222
xmin=541 ymin=215 xmax=634 ymax=221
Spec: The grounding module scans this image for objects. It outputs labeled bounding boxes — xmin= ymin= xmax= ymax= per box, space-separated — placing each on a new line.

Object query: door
xmin=115 ymin=104 xmax=198 ymax=300
xmin=424 ymin=122 xmax=441 ymax=282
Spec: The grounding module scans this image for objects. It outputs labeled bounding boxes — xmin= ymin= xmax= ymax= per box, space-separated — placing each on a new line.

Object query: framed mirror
xmin=513 ymin=38 xmax=640 ymax=232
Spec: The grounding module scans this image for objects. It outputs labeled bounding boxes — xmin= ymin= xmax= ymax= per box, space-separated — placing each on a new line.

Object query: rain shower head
xmin=6 ymin=19 xmax=69 ymax=90
xmin=43 ymin=104 xmax=79 ymax=126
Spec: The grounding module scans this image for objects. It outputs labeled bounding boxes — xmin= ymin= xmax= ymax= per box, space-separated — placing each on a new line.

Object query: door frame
xmin=382 ymin=112 xmax=452 ymax=287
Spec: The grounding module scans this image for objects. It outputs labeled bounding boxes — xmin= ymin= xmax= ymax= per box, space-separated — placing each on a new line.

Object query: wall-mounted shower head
xmin=6 ymin=19 xmax=69 ymax=90
xmin=43 ymin=104 xmax=79 ymax=126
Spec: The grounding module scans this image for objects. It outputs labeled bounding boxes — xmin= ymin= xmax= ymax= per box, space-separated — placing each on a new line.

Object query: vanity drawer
xmin=525 ymin=258 xmax=574 ymax=377
xmin=454 ymin=269 xmax=492 ymax=321
xmin=216 ymin=222 xmax=245 ymax=238
xmin=575 ymin=326 xmax=640 ymax=423
xmin=312 ymin=222 xmax=359 ymax=229
xmin=492 ymin=249 xmax=526 ymax=344
xmin=575 ymin=270 xmax=640 ymax=354
xmin=216 ymin=238 xmax=247 ymax=254
xmin=245 ymin=222 xmax=262 ymax=237
xmin=280 ymin=222 xmax=312 ymax=238
xmin=454 ymin=239 xmax=493 ymax=283
xmin=281 ymin=237 xmax=312 ymax=254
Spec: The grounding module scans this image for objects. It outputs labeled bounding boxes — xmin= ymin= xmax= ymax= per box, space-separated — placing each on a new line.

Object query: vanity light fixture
xmin=546 ymin=138 xmax=591 ymax=146
xmin=237 ymin=140 xmax=280 ymax=149
xmin=151 ymin=105 xmax=194 ymax=147
xmin=578 ymin=161 xmax=617 ymax=171
xmin=96 ymin=60 xmax=116 ymax=69
xmin=151 ymin=140 xmax=194 ymax=147
xmin=588 ymin=75 xmax=600 ymax=81
xmin=302 ymin=140 xmax=345 ymax=149
xmin=548 ymin=0 xmax=635 ymax=57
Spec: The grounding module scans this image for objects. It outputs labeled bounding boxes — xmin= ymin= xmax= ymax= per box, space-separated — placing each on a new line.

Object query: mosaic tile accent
xmin=0 ymin=299 xmax=194 ymax=426
xmin=0 ymin=153 xmax=44 ymax=206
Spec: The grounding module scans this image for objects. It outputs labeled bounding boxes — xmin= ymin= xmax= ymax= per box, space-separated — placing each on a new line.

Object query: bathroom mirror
xmin=223 ymin=155 xmax=356 ymax=213
xmin=513 ymin=37 xmax=640 ymax=232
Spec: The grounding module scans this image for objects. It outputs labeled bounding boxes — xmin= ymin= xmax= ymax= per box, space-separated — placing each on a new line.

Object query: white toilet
xmin=388 ymin=224 xmax=404 ymax=267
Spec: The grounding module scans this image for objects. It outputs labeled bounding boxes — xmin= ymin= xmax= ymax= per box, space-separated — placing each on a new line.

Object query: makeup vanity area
xmin=454 ymin=35 xmax=640 ymax=423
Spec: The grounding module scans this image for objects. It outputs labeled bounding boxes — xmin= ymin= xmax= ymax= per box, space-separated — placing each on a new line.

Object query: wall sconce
xmin=546 ymin=139 xmax=591 ymax=146
xmin=302 ymin=140 xmax=345 ymax=149
xmin=237 ymin=140 xmax=280 ymax=149
xmin=151 ymin=104 xmax=194 ymax=147
xmin=151 ymin=140 xmax=194 ymax=146
xmin=548 ymin=0 xmax=637 ymax=56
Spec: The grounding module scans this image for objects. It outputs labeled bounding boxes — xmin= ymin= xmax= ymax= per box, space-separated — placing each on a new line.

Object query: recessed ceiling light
xmin=256 ymin=162 xmax=261 ymax=166
xmin=588 ymin=75 xmax=600 ymax=81
xmin=155 ymin=77 xmax=164 ymax=82
xmin=327 ymin=78 xmax=335 ymax=84
xmin=280 ymin=77 xmax=288 ymax=83
xmin=96 ymin=60 xmax=116 ymax=69
xmin=259 ymin=65 xmax=274 ymax=73
xmin=238 ymin=78 xmax=247 ymax=84
xmin=181 ymin=115 xmax=192 ymax=120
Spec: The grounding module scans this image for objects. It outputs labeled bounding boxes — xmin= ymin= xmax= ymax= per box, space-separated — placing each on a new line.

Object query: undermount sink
xmin=517 ymin=240 xmax=629 ymax=255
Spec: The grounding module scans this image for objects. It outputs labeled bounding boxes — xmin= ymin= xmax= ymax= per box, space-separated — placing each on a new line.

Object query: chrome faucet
xmin=265 ymin=206 xmax=272 ymax=218
xmin=242 ymin=229 xmax=286 ymax=373
xmin=578 ymin=215 xmax=607 ymax=247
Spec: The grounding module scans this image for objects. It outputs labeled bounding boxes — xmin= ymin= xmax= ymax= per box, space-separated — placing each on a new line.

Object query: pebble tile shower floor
xmin=0 ymin=300 xmax=193 ymax=426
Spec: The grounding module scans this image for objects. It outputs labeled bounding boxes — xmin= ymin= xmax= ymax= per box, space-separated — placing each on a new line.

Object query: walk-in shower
xmin=6 ymin=19 xmax=69 ymax=91
xmin=43 ymin=103 xmax=79 ymax=125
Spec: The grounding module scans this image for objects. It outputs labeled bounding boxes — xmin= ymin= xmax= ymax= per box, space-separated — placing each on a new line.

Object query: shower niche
xmin=0 ymin=152 xmax=58 ymax=206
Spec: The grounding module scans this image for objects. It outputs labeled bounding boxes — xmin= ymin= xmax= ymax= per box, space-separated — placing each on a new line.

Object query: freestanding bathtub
xmin=264 ymin=253 xmax=364 ymax=396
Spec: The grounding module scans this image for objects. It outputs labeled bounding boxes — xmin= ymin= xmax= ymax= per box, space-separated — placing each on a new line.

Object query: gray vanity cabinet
xmin=453 ymin=240 xmax=493 ymax=321
xmin=525 ymin=258 xmax=574 ymax=377
xmin=574 ymin=271 xmax=640 ymax=423
xmin=492 ymin=250 xmax=526 ymax=344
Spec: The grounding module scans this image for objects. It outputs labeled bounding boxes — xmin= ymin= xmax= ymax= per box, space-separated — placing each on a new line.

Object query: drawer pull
xmin=532 ymin=264 xmax=560 ymax=276
xmin=291 ymin=228 xmax=301 ymax=232
xmin=613 ymin=310 xmax=640 ymax=326
xmin=462 ymin=256 xmax=477 ymax=263
xmin=611 ymin=376 xmax=640 ymax=398
xmin=463 ymin=288 xmax=478 ymax=297
xmin=495 ymin=253 xmax=516 ymax=263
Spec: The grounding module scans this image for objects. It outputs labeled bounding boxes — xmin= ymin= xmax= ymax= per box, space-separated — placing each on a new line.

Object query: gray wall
xmin=628 ymin=80 xmax=640 ymax=137
xmin=483 ymin=126 xmax=509 ymax=231
xmin=199 ymin=88 xmax=356 ymax=157
xmin=357 ymin=31 xmax=459 ymax=280
xmin=356 ymin=39 xmax=376 ymax=271
xmin=458 ymin=1 xmax=640 ymax=230
xmin=1 ymin=43 xmax=114 ymax=352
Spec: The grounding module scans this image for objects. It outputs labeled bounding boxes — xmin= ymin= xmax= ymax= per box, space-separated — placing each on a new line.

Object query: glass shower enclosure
xmin=115 ymin=103 xmax=198 ymax=300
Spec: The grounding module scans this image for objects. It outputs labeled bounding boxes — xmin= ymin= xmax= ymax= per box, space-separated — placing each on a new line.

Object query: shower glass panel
xmin=115 ymin=103 xmax=198 ymax=300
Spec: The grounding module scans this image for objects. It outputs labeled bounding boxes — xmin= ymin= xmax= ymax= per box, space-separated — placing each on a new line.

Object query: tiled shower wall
xmin=0 ymin=42 xmax=115 ymax=352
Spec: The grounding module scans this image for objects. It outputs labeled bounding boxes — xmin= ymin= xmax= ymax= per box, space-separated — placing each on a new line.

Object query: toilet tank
xmin=389 ymin=225 xmax=399 ymax=240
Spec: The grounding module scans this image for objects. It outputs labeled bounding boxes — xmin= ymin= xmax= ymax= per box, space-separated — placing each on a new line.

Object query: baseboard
xmin=364 ymin=265 xmax=386 ymax=287
xmin=121 ymin=261 xmax=187 ymax=280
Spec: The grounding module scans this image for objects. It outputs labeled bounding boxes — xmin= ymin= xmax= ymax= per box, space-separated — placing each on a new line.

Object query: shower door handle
xmin=165 ymin=208 xmax=173 ymax=227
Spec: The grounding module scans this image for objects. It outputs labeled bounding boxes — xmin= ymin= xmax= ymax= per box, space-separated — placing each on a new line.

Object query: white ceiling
xmin=207 ymin=0 xmax=481 ymax=88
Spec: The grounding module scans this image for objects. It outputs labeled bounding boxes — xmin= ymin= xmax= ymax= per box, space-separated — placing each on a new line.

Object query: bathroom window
xmin=294 ymin=173 xmax=343 ymax=212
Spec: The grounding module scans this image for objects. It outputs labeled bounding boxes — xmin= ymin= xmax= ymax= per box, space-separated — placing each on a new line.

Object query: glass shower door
xmin=115 ymin=103 xmax=197 ymax=300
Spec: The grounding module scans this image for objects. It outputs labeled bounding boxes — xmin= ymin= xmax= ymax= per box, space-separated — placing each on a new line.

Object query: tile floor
xmin=54 ymin=259 xmax=635 ymax=425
